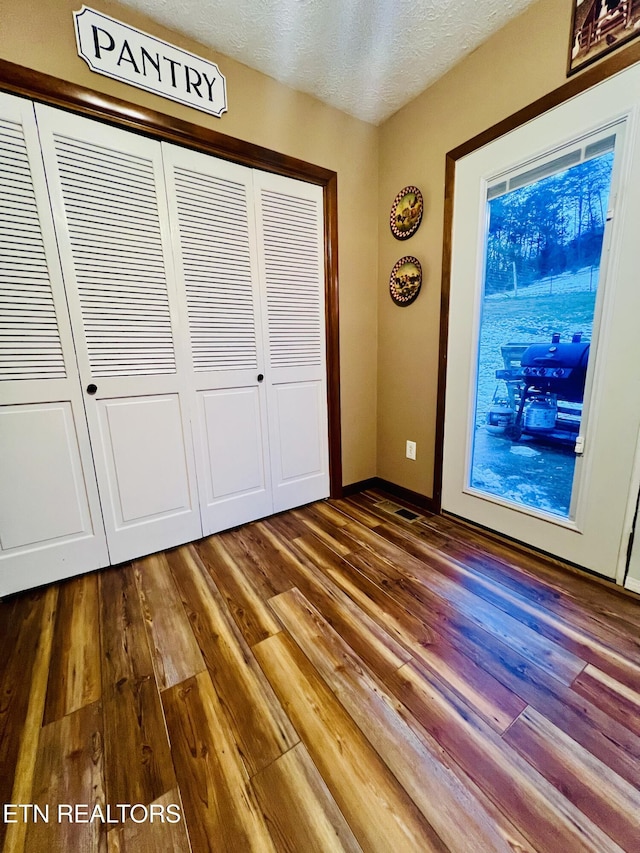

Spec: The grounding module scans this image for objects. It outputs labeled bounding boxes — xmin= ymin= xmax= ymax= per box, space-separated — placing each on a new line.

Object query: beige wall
xmin=377 ymin=0 xmax=572 ymax=497
xmin=0 ymin=0 xmax=380 ymax=487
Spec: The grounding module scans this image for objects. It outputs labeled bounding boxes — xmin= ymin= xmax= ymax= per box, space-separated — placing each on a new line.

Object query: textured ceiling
xmin=116 ymin=0 xmax=539 ymax=124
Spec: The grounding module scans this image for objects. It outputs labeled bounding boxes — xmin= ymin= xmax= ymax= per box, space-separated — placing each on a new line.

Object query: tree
xmin=484 ymin=151 xmax=614 ymax=294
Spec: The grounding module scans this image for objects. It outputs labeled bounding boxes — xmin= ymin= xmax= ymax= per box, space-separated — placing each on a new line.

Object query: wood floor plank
xmin=290 ymin=529 xmax=438 ymax=652
xmin=436 ymin=542 xmax=640 ymax=664
xmin=386 ymin=659 xmax=625 ymax=853
xmin=133 ymin=553 xmax=205 ymax=691
xmin=44 ymin=572 xmax=101 ymax=724
xmin=194 ymin=536 xmax=283 ymax=647
xmin=107 ymin=790 xmax=190 ymax=853
xmin=436 ymin=620 xmax=640 ymax=791
xmin=404 ymin=511 xmax=640 ymax=649
xmin=328 ymin=496 xmax=387 ymax=528
xmin=162 ymin=672 xmax=276 ymax=853
xmin=25 ymin=701 xmax=106 ymax=853
xmin=251 ymin=743 xmax=363 ymax=853
xmin=572 ymin=663 xmax=640 ymax=738
xmin=291 ymin=532 xmax=528 ymax=732
xmin=167 ymin=544 xmax=298 ymax=776
xmin=257 ymin=520 xmax=412 ymax=678
xmin=423 ymin=511 xmax=640 ymax=631
xmin=373 ymin=518 xmax=640 ymax=686
xmin=504 ymin=706 xmax=640 ymax=851
xmin=3 ymin=492 xmax=639 ymax=853
xmin=301 ymin=499 xmax=352 ymax=528
xmin=292 ymin=523 xmax=640 ymax=790
xmin=3 ymin=586 xmax=58 ymax=853
xmin=270 ymin=587 xmax=535 ymax=853
xmin=255 ymin=509 xmax=312 ymax=545
xmin=100 ymin=563 xmax=176 ymax=809
xmin=219 ymin=521 xmax=300 ymax=597
xmin=398 ymin=629 xmax=527 ymax=734
xmin=102 ymin=676 xmax=176 ymax=809
xmin=290 ymin=504 xmax=365 ymax=555
xmin=375 ymin=542 xmax=640 ymax=793
xmin=0 ymin=591 xmax=45 ymax=849
xmin=100 ymin=564 xmax=154 ymax=685
xmin=253 ymin=631 xmax=450 ymax=853
xmin=346 ymin=538 xmax=587 ymax=686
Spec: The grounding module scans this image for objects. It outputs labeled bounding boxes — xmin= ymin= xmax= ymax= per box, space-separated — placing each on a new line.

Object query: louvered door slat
xmin=259 ymin=188 xmax=323 ymax=369
xmin=172 ymin=166 xmax=258 ymax=372
xmin=48 ymin=134 xmax=177 ymax=378
xmin=0 ymin=115 xmax=65 ymax=382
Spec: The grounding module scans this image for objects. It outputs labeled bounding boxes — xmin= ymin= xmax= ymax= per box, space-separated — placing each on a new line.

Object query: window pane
xmin=469 ymin=149 xmax=615 ymax=518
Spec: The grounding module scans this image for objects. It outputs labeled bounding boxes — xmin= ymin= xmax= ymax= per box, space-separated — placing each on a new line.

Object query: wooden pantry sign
xmin=74 ymin=6 xmax=228 ymax=117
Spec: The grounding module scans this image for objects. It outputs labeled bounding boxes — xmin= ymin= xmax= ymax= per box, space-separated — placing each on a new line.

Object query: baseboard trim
xmin=341 ymin=478 xmax=378 ymax=497
xmin=342 ymin=477 xmax=438 ymax=514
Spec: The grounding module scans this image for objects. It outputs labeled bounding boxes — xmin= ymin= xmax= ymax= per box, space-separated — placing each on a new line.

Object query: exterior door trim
xmin=436 ymin=41 xmax=640 ymax=511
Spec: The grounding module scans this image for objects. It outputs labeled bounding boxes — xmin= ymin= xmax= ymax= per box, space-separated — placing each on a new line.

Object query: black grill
xmin=497 ymin=338 xmax=590 ymax=403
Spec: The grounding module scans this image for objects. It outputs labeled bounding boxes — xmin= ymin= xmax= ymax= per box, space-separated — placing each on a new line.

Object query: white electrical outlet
xmin=406 ymin=440 xmax=417 ymax=460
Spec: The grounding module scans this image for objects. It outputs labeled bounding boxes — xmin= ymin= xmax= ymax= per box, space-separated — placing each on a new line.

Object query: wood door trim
xmin=0 ymin=57 xmax=342 ymax=498
xmin=434 ymin=42 xmax=640 ymax=510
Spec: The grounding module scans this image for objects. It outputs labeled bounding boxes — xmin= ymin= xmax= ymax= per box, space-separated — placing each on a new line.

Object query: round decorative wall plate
xmin=390 ymin=186 xmax=423 ymax=240
xmin=389 ymin=256 xmax=422 ymax=306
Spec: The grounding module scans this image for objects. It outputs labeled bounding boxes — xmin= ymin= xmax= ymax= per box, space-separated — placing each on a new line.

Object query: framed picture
xmin=568 ymin=0 xmax=640 ymax=75
xmin=390 ymin=186 xmax=423 ymax=240
xmin=389 ymin=257 xmax=422 ymax=306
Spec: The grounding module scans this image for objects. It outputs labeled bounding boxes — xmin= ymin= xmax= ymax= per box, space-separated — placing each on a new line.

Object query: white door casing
xmin=0 ymin=92 xmax=108 ymax=595
xmin=443 ymin=64 xmax=640 ymax=578
xmin=34 ymin=104 xmax=202 ymax=565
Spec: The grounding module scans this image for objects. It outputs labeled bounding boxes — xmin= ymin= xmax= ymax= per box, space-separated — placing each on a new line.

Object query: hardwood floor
xmin=1 ymin=490 xmax=640 ymax=852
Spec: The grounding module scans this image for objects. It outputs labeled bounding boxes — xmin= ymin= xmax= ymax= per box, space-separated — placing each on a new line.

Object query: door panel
xmin=95 ymin=394 xmax=195 ymax=562
xmin=254 ymin=172 xmax=330 ymax=512
xmin=0 ymin=403 xmax=91 ymax=547
xmin=35 ymin=105 xmax=202 ymax=562
xmin=443 ymin=64 xmax=640 ymax=578
xmin=201 ymin=388 xmax=266 ymax=496
xmin=270 ymin=381 xmax=326 ymax=508
xmin=197 ymin=387 xmax=270 ymax=529
xmin=0 ymin=92 xmax=108 ymax=595
xmin=274 ymin=383 xmax=322 ymax=478
xmin=162 ymin=143 xmax=273 ymax=534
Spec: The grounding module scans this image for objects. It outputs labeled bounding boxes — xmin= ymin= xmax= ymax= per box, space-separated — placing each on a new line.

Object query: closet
xmin=0 ymin=91 xmax=329 ymax=596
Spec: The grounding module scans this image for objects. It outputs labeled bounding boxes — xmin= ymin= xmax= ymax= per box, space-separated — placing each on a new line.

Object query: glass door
xmin=442 ymin=62 xmax=640 ymax=579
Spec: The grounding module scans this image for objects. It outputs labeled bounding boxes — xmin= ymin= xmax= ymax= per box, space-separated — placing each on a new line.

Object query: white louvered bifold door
xmin=34 ymin=105 xmax=202 ymax=565
xmin=162 ymin=144 xmax=273 ymax=534
xmin=0 ymin=93 xmax=108 ymax=595
xmin=254 ymin=172 xmax=329 ymax=512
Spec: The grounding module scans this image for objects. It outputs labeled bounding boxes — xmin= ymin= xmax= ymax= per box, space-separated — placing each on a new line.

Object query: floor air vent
xmin=374 ymin=500 xmax=422 ymax=523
